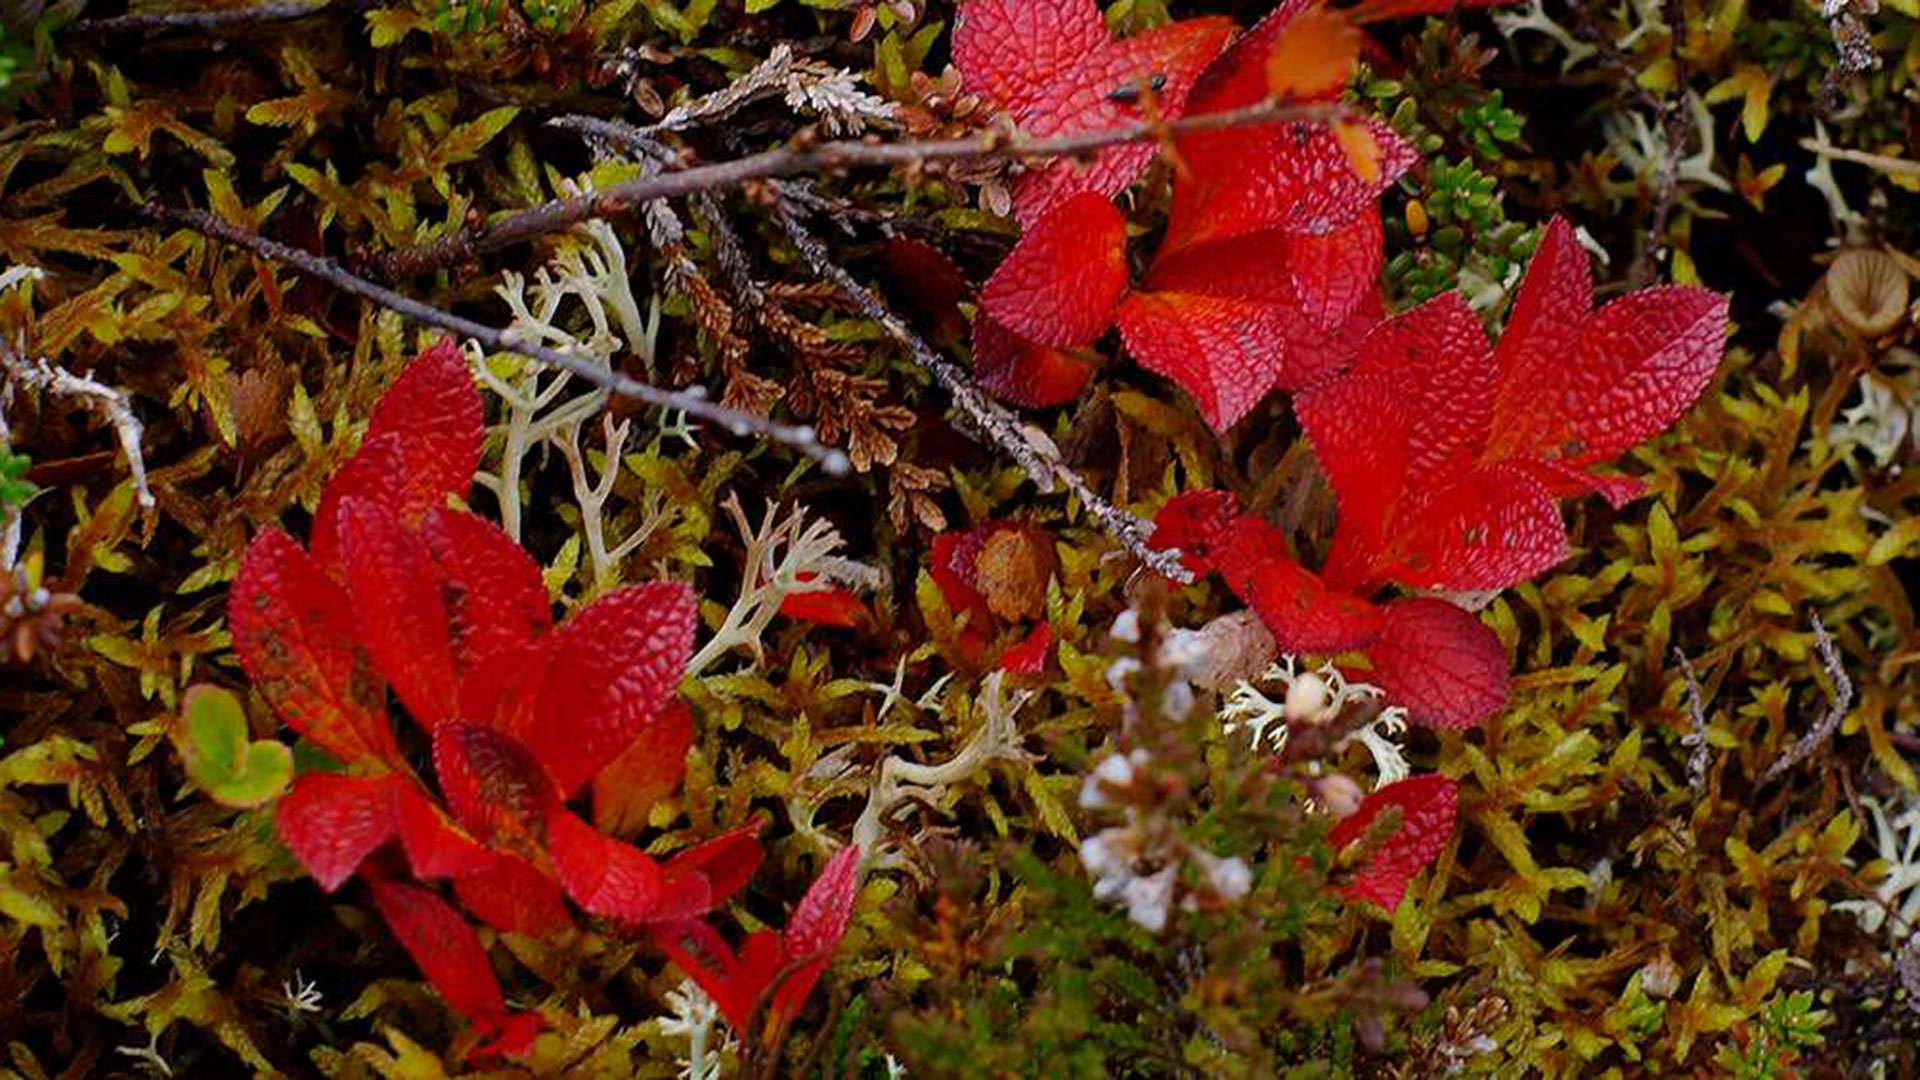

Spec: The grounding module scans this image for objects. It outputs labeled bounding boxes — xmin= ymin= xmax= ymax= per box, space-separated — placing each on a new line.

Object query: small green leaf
xmin=175 ymin=685 xmax=293 ymax=808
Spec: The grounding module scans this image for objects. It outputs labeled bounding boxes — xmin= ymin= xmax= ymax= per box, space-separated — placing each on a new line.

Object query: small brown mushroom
xmin=1825 ymin=249 xmax=1911 ymax=338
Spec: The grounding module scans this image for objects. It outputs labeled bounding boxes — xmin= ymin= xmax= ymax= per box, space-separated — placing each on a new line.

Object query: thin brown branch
xmin=373 ymin=99 xmax=1345 ymax=280
xmin=72 ymin=1 xmax=331 ymax=34
xmin=148 ymin=203 xmax=851 ymax=475
xmin=1673 ymin=646 xmax=1711 ymax=792
xmin=770 ymin=203 xmax=1192 ymax=585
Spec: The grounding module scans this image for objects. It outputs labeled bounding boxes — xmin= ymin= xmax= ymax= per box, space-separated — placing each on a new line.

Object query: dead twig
xmin=373 ymin=98 xmax=1345 ymax=279
xmin=148 ymin=204 xmax=851 ymax=475
xmin=1759 ymin=614 xmax=1854 ymax=788
xmin=72 ymin=0 xmax=331 ymax=35
xmin=770 ymin=202 xmax=1192 ymax=584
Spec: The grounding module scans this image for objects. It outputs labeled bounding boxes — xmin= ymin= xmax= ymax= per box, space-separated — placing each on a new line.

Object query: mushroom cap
xmin=1827 ymin=249 xmax=1911 ymax=339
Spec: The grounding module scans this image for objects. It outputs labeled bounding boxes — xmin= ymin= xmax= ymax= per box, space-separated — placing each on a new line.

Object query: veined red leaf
xmin=364 ymin=339 xmax=483 ymax=529
xmin=519 ymin=582 xmax=696 ymax=797
xmin=1489 ymin=286 xmax=1729 ymax=468
xmin=1326 ymin=773 xmax=1457 ymax=908
xmin=1117 ymin=289 xmax=1290 ymax=432
xmin=309 ymin=432 xmax=405 ymax=579
xmin=230 ymin=529 xmax=397 ymax=768
xmin=1382 ymin=466 xmax=1568 ymax=592
xmin=654 ymin=823 xmax=766 ymax=922
xmin=1165 ymin=119 xmax=1416 ymax=258
xmin=953 ymin=0 xmax=1232 ymax=225
xmin=979 ymin=193 xmax=1128 ymax=348
xmin=1287 ymin=208 xmax=1384 ymax=335
xmin=394 ymin=783 xmax=496 ymax=880
xmin=449 ymin=850 xmax=571 ymax=935
xmin=1368 ymin=599 xmax=1509 ymax=729
xmin=431 ymin=721 xmax=559 ymax=845
xmin=420 ymin=509 xmax=553 ymax=675
xmin=1216 ymin=517 xmax=1385 ymax=653
xmin=1489 ymin=217 xmax=1592 ymax=428
xmin=972 ymin=313 xmax=1096 ymax=408
xmin=545 ymin=808 xmax=666 ymax=924
xmin=274 ymin=773 xmax=404 ymax=891
xmin=368 ymin=880 xmax=511 ymax=1026
xmin=650 ymin=919 xmax=767 ymax=1033
xmin=337 ymin=498 xmax=460 ymax=728
xmin=771 ymin=845 xmax=861 ymax=1029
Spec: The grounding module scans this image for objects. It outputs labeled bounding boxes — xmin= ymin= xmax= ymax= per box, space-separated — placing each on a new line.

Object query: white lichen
xmin=659 ymin=978 xmax=728 ymax=1080
xmin=685 ymin=495 xmax=871 ymax=677
xmin=1835 ymin=792 xmax=1920 ymax=938
xmin=1221 ymin=658 xmax=1411 ymax=787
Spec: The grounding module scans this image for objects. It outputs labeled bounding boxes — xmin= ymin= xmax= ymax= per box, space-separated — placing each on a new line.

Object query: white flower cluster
xmin=1220 ymin=658 xmax=1411 ymax=788
xmin=1076 ymin=749 xmax=1252 ymax=934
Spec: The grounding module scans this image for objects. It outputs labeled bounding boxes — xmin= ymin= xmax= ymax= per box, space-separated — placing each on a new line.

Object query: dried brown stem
xmin=72 ymin=1 xmax=331 ymax=34
xmin=148 ymin=203 xmax=850 ymax=475
xmin=373 ymin=99 xmax=1344 ymax=280
xmin=770 ymin=204 xmax=1192 ymax=584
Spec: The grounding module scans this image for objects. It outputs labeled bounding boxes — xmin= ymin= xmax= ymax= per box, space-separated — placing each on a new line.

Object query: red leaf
xmin=420 ymin=509 xmax=553 ymax=675
xmin=930 ymin=525 xmax=995 ymax=623
xmin=518 ymin=582 xmax=696 ymax=797
xmin=1149 ymin=489 xmax=1241 ymax=576
xmin=368 ymin=880 xmax=509 ymax=1024
xmin=1298 ymin=294 xmax=1494 ymax=587
xmin=953 ymin=0 xmax=1232 ymax=225
xmin=545 ymin=808 xmax=665 ymax=924
xmin=1117 ymin=253 xmax=1295 ymax=433
xmin=1216 ymin=517 xmax=1385 ymax=653
xmin=310 ymin=432 xmax=405 ymax=579
xmin=1383 ymin=466 xmax=1567 ymax=592
xmin=230 ymin=529 xmax=397 ymax=768
xmin=1286 ymin=207 xmax=1384 ymax=336
xmin=979 ymin=193 xmax=1128 ymax=348
xmin=431 ymin=721 xmax=559 ymax=845
xmin=972 ymin=313 xmax=1096 ymax=408
xmin=394 ymin=783 xmax=496 ymax=880
xmin=337 ymin=498 xmax=460 ymax=728
xmin=449 ymin=850 xmax=572 ymax=934
xmin=1489 ymin=217 xmax=1592 ymax=429
xmin=1326 ymin=774 xmax=1457 ymax=909
xmin=1368 ymin=598 xmax=1509 ymax=729
xmin=1489 ymin=286 xmax=1729 ymax=468
xmin=1164 ymin=119 xmax=1416 ymax=259
xmin=592 ymin=701 xmax=693 ymax=837
xmin=771 ymin=845 xmax=861 ymax=1028
xmin=654 ymin=823 xmax=767 ymax=922
xmin=997 ymin=622 xmax=1052 ymax=674
xmin=275 ymin=773 xmax=403 ymax=891
xmin=779 ymin=576 xmax=865 ymax=628
xmin=364 ymin=339 xmax=483 ymax=529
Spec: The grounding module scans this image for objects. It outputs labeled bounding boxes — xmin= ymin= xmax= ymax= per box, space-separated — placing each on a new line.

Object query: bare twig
xmin=1760 ymin=614 xmax=1855 ymax=787
xmin=72 ymin=0 xmax=330 ymax=34
xmin=148 ymin=204 xmax=850 ymax=475
xmin=374 ymin=98 xmax=1344 ymax=279
xmin=1673 ymin=646 xmax=1712 ymax=792
xmin=771 ymin=203 xmax=1192 ymax=584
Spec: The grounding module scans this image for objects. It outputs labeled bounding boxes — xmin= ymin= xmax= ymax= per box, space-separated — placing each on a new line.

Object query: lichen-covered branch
xmin=150 ymin=203 xmax=849 ymax=476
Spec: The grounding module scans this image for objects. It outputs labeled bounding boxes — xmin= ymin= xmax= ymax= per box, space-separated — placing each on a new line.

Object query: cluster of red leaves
xmin=1156 ymin=218 xmax=1726 ymax=729
xmin=231 ymin=343 xmax=857 ymax=1056
xmin=928 ymin=519 xmax=1055 ymax=674
xmin=958 ymin=0 xmax=1415 ymax=429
